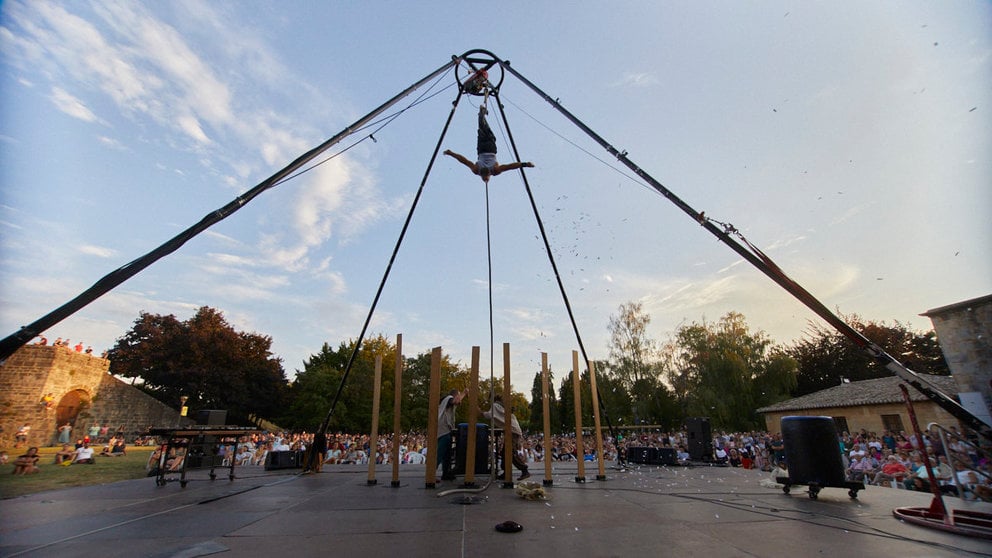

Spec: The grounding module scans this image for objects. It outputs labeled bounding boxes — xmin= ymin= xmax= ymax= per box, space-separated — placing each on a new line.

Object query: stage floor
xmin=2 ymin=461 xmax=990 ymax=557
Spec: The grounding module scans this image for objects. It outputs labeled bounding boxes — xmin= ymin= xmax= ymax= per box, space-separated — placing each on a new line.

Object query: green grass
xmin=0 ymin=446 xmax=156 ymax=499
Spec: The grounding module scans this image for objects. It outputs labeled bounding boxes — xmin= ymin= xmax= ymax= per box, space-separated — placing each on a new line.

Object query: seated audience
xmin=13 ymin=447 xmax=41 ymax=475
xmin=101 ymin=439 xmax=127 ymax=457
xmin=871 ymin=454 xmax=909 ymax=487
xmin=55 ymin=444 xmax=76 ymax=465
xmin=73 ymin=443 xmax=95 ymax=464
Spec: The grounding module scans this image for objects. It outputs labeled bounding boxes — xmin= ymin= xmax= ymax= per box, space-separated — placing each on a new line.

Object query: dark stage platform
xmin=2 ymin=462 xmax=990 ymax=557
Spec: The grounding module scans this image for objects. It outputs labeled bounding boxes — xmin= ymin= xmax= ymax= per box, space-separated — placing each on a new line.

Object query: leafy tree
xmin=281 ymin=337 xmax=471 ymax=433
xmin=628 ymin=375 xmax=681 ymax=430
xmin=664 ymin=312 xmax=796 ymax=431
xmin=404 ymin=349 xmax=472 ymax=431
xmin=606 ymin=301 xmax=676 ymax=433
xmin=556 ymin=371 xmax=581 ymax=434
xmin=786 ymin=315 xmax=948 ymax=397
xmin=753 ymin=348 xmax=799 ymax=411
xmin=108 ymin=306 xmax=287 ymax=423
xmin=660 ymin=337 xmax=694 ymax=419
xmin=607 ymin=302 xmax=657 ymax=391
xmin=527 ymin=367 xmax=560 ymax=433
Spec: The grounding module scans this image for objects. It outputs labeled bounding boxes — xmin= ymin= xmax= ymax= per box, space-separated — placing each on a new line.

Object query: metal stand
xmin=891 ymin=385 xmax=992 ymax=539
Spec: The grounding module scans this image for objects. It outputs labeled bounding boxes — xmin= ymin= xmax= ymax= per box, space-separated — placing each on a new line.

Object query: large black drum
xmin=781 ymin=416 xmax=845 ymax=487
xmin=454 ymin=423 xmax=490 ymax=475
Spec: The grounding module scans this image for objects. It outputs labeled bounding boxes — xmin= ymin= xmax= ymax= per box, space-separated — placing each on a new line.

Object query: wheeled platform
xmin=777 ymin=475 xmax=863 ymax=500
xmin=148 ymin=426 xmax=261 ymax=488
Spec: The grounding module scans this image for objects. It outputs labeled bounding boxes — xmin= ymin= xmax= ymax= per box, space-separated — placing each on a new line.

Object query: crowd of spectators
xmin=12 ymin=407 xmax=990 ymax=501
xmin=835 ymin=427 xmax=992 ymax=500
xmin=32 ymin=334 xmax=107 ymax=359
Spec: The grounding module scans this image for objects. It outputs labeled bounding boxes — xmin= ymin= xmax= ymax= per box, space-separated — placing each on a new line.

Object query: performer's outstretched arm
xmin=492 ymin=161 xmax=535 ymax=175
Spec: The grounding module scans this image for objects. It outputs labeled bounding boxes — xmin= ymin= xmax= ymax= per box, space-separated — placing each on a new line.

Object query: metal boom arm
xmin=498 ymin=58 xmax=991 ymax=441
xmin=0 ymin=58 xmax=457 ymax=362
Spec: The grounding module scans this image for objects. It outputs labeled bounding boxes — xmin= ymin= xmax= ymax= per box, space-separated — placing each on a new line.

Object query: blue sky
xmin=1 ymin=1 xmax=989 ymax=393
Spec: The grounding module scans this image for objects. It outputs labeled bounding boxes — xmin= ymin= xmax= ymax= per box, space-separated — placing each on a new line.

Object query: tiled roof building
xmin=757 ymin=375 xmax=962 ymax=435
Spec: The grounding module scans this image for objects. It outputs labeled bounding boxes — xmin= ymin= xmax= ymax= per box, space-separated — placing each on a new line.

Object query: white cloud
xmin=5 ymin=0 xmax=386 ymax=291
xmin=79 ymin=244 xmax=117 ymax=258
xmin=50 ymin=87 xmax=98 ymax=122
xmin=177 ymin=114 xmax=210 ymax=144
xmin=203 ymin=230 xmax=242 ymax=246
xmin=98 ymin=136 xmax=127 ymax=150
xmin=293 ymin=160 xmax=350 ymax=247
xmin=614 ymin=71 xmax=659 ymax=87
xmin=207 ymin=252 xmax=256 ymax=267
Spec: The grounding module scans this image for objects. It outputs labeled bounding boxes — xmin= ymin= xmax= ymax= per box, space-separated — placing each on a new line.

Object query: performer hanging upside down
xmin=444 ymin=105 xmax=534 ymax=183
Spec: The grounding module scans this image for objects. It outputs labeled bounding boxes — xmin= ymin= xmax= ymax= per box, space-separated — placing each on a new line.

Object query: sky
xmin=1 ymin=1 xmax=989 ymax=396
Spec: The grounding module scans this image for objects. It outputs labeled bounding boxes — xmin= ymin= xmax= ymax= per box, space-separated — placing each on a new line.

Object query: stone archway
xmin=55 ymin=389 xmax=90 ymax=434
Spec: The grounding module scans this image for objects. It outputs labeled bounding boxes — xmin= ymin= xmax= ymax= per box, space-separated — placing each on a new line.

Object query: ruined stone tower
xmin=1 ymin=344 xmax=180 ymax=447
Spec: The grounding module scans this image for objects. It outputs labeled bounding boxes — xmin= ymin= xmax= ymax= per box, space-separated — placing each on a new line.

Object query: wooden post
xmin=589 ymin=360 xmax=607 ymax=481
xmin=502 ymin=343 xmax=514 ymax=488
xmin=425 ymin=346 xmax=442 ymax=488
xmin=390 ymin=334 xmax=403 ymax=487
xmin=572 ymin=350 xmax=586 ymax=483
xmin=541 ymin=352 xmax=553 ymax=486
xmin=367 ymin=354 xmax=383 ymax=485
xmin=463 ymin=346 xmax=481 ymax=487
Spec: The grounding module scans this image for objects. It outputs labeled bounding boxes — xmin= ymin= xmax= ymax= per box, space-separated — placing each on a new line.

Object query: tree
xmin=663 ymin=312 xmax=796 ymax=431
xmin=786 ymin=315 xmax=949 ymax=397
xmin=628 ymin=375 xmax=681 ymax=430
xmin=606 ymin=301 xmax=666 ymax=430
xmin=281 ymin=337 xmax=471 ymax=433
xmin=108 ymin=306 xmax=287 ymax=423
xmin=527 ymin=367 xmax=559 ymax=433
xmin=607 ymin=302 xmax=657 ymax=391
xmin=660 ymin=336 xmax=694 ymax=419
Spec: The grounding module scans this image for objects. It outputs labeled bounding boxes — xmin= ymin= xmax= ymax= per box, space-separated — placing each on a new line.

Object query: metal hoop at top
xmin=455 ymin=49 xmax=505 ymax=96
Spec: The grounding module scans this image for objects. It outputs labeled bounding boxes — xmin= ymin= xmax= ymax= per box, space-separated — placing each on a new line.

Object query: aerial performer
xmin=443 ymin=99 xmax=534 ymax=183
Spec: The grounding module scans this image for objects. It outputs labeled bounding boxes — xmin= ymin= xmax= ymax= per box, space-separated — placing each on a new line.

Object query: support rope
xmin=0 ymin=59 xmax=458 ymax=362
xmin=303 ymin=88 xmax=465 ymax=472
xmin=498 ymin=58 xmax=991 ymax=441
xmin=489 ymin=91 xmax=624 ymax=457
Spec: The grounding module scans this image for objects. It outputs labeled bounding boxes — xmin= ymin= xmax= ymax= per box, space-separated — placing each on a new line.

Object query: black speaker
xmin=264 ymin=450 xmax=302 ymax=470
xmin=686 ymin=417 xmax=712 ymax=461
xmin=656 ymin=447 xmax=678 ymax=466
xmin=627 ymin=446 xmax=658 ymax=465
xmin=196 ymin=409 xmax=227 ymax=426
xmin=781 ymin=416 xmax=846 ymax=486
xmin=454 ymin=423 xmax=490 ymax=475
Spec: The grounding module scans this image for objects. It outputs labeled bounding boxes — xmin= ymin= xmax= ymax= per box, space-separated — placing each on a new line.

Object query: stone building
xmin=759 ymin=294 xmax=991 ymax=435
xmin=922 ymin=294 xmax=992 ymax=427
xmin=0 ymin=344 xmax=181 ymax=448
xmin=757 ymin=375 xmax=961 ymax=435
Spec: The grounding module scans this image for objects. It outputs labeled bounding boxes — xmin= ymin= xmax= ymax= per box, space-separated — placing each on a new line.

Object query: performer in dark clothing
xmin=444 ymin=105 xmax=534 ymax=183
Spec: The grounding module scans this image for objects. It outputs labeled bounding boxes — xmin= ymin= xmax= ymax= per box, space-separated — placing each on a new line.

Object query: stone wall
xmin=0 ymin=344 xmax=182 ymax=447
xmin=88 ymin=374 xmax=186 ymax=437
xmin=923 ymin=294 xmax=992 ymax=424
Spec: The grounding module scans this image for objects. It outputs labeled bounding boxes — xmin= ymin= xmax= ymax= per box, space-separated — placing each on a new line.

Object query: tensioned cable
xmin=0 ymin=58 xmax=459 ymax=361
xmin=490 ymin=95 xmax=625 ymax=462
xmin=303 ymin=87 xmax=466 ymax=472
xmin=438 ymin=87 xmax=502 ymax=497
xmin=498 ymin=58 xmax=991 ymax=441
xmin=500 ymin=94 xmax=653 ymax=194
xmin=272 ymin=79 xmax=458 ymax=188
xmin=489 ymin=91 xmax=624 ymax=454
